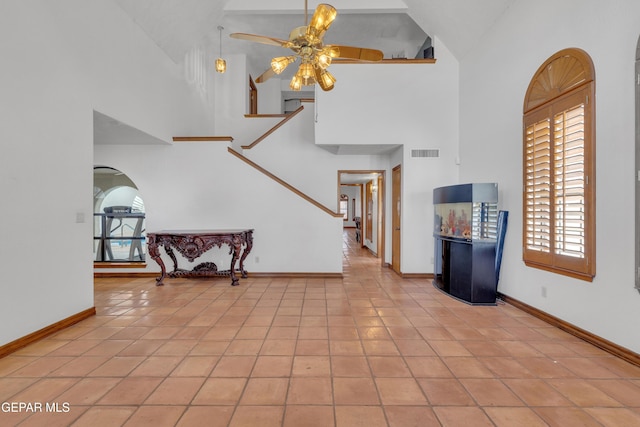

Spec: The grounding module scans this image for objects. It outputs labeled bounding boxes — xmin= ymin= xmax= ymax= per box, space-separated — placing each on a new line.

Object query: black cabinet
xmin=433 ymin=183 xmax=500 ymax=305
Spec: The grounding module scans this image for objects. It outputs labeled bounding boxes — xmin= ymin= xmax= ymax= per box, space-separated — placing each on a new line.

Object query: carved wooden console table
xmin=147 ymin=229 xmax=253 ymax=286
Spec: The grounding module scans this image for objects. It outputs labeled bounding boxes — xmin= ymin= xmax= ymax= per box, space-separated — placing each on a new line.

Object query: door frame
xmin=391 ymin=164 xmax=401 ymax=275
xmin=338 ymin=170 xmax=386 ymax=266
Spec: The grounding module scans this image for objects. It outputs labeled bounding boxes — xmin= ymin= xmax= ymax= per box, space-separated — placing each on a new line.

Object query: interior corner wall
xmin=0 ymin=0 xmax=215 ymax=346
xmin=458 ymin=0 xmax=640 ymax=353
xmin=314 ymin=36 xmax=460 ymax=274
xmin=214 ymin=54 xmax=250 ymax=139
xmin=257 ymin=78 xmax=283 ymax=114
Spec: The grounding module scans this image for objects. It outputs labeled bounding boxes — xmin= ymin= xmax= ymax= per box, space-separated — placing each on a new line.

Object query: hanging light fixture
xmin=215 ymin=26 xmax=226 ymax=73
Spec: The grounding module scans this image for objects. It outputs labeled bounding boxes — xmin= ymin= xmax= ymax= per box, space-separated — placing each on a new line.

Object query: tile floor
xmin=1 ymin=230 xmax=640 ymax=426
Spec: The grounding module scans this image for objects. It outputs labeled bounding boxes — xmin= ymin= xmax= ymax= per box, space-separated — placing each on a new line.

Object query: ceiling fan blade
xmin=307 ymin=4 xmax=337 ymax=41
xmin=229 ymin=33 xmax=290 ymax=47
xmin=328 ymin=45 xmax=384 ymax=62
xmin=255 ymin=68 xmax=277 ymax=84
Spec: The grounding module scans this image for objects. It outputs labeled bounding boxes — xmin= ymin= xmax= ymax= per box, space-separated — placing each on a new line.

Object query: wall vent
xmin=411 ymin=149 xmax=439 ymax=158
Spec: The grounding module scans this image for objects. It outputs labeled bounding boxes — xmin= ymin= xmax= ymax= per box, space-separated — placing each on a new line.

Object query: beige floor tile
xmin=331 ymin=356 xmax=371 ymax=377
xmin=459 ymin=378 xmax=524 ymax=406
xmin=375 ymin=377 xmax=427 ymax=405
xmin=229 ymin=406 xmax=284 ymax=427
xmin=368 ymin=356 xmax=412 ymax=377
xmin=335 ymin=406 xmax=387 ymax=427
xmin=291 ymin=355 xmax=331 ymax=376
xmin=128 ymin=356 xmax=183 ymax=377
xmin=239 ymin=377 xmax=288 ymax=405
xmin=483 ymin=407 xmax=548 ymax=427
xmin=98 ymin=377 xmax=162 ymax=405
xmin=418 ymin=378 xmax=475 ymax=406
xmin=71 ymin=406 xmax=137 ymax=427
xmin=333 ymin=377 xmax=379 ymax=404
xmin=144 ymin=377 xmax=205 ymax=404
xmin=192 ymin=377 xmax=246 ymax=405
xmin=296 ymin=339 xmax=330 ymax=355
xmin=210 ymin=355 xmax=256 ymax=377
xmin=176 ymin=406 xmax=234 ymax=427
xmin=534 ymin=407 xmax=603 ymax=427
xmin=287 ymin=377 xmax=333 ymax=404
xmin=57 ymin=377 xmax=121 ymax=405
xmin=170 ymin=355 xmax=218 ymax=377
xmin=283 ymin=405 xmax=335 ymax=427
xmin=384 ymin=405 xmax=441 ymax=427
xmin=433 ymin=406 xmax=495 ymax=426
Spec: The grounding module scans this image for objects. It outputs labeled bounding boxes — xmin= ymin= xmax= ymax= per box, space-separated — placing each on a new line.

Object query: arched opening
xmin=93 ymin=166 xmax=146 ymax=263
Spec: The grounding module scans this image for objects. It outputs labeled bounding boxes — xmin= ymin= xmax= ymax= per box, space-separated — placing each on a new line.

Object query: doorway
xmin=338 ymin=170 xmax=385 ymax=266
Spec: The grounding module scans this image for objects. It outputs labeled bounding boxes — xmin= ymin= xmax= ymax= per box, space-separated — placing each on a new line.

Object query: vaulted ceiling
xmin=113 ymin=0 xmax=515 ymax=76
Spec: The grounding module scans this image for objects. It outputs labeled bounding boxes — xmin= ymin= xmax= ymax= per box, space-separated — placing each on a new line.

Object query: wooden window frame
xmin=523 ymin=48 xmax=596 ymax=281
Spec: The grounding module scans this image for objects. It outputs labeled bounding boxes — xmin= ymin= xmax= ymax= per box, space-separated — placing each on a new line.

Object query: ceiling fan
xmin=230 ymin=1 xmax=384 ymax=91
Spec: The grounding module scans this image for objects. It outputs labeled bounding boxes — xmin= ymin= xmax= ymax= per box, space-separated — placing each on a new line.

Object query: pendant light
xmin=215 ymin=26 xmax=226 ymax=73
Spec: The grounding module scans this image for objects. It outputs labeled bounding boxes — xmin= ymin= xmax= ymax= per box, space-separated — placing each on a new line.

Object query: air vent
xmin=411 ymin=149 xmax=439 ymax=158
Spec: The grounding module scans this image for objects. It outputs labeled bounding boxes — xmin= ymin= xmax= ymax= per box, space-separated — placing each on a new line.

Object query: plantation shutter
xmin=524 ymin=110 xmax=552 ymax=266
xmin=551 ymin=89 xmax=591 ymax=274
xmin=523 ymin=48 xmax=595 ymax=281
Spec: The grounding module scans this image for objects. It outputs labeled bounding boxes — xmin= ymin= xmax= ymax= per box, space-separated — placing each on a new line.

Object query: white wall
xmin=94 ymin=142 xmax=344 ymax=274
xmin=0 ymin=0 xmax=215 ymax=346
xmin=459 ymin=0 xmax=640 ymax=353
xmin=316 ymin=37 xmax=460 ymax=273
xmin=257 ymin=78 xmax=283 ymax=114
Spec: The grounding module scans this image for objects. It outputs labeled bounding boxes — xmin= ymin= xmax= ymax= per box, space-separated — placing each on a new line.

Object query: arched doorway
xmin=93 ymin=166 xmax=146 ymax=263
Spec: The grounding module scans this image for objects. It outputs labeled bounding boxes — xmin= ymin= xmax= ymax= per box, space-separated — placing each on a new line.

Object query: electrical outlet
xmin=430 ymin=256 xmax=434 ymax=264
xmin=541 ymin=286 xmax=547 ymax=298
xmin=255 ymin=256 xmax=259 ymax=263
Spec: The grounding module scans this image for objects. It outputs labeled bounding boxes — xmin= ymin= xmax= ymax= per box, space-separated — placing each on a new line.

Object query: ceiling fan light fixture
xmin=290 ymin=73 xmax=303 ymax=91
xmin=271 ymin=56 xmax=295 ymax=74
xmin=299 ymin=62 xmax=315 ymax=79
xmin=307 ymin=4 xmax=337 ymax=41
xmin=317 ymin=53 xmax=332 ymax=69
xmin=315 ymin=67 xmax=335 ymax=91
xmin=230 ymin=3 xmax=383 ymax=89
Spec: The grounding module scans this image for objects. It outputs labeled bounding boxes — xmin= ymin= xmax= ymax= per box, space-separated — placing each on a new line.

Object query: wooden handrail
xmin=333 ymin=58 xmax=436 ymax=64
xmin=244 ymin=113 xmax=289 ymax=118
xmin=173 ymin=136 xmax=234 ymax=142
xmin=227 ymin=147 xmax=343 ymax=218
xmin=241 ymin=105 xmax=305 ymax=150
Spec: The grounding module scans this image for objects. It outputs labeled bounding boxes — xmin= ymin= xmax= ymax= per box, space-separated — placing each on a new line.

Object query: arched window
xmin=523 ymin=48 xmax=596 ymax=281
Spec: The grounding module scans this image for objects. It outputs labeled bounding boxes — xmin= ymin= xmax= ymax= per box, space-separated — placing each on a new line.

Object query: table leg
xmin=147 ymin=237 xmax=167 ymax=286
xmin=239 ymin=231 xmax=253 ymax=278
xmin=229 ymin=235 xmax=244 ymax=286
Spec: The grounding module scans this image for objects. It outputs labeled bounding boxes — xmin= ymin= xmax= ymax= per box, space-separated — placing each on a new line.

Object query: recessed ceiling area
xmin=112 ymin=0 xmax=516 ymax=69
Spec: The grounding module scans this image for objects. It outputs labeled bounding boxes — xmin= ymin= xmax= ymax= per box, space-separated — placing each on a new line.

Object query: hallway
xmin=0 ymin=229 xmax=640 ymax=426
